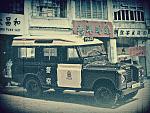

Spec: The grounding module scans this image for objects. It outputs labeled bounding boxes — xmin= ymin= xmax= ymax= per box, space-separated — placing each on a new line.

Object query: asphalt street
xmin=0 ymin=79 xmax=150 ymax=113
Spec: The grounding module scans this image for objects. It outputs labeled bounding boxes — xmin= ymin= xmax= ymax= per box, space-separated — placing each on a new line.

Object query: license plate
xmin=132 ymin=83 xmax=140 ymax=89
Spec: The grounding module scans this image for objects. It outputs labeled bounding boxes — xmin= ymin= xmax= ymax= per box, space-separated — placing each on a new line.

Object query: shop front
xmin=0 ymin=13 xmax=24 ymax=86
xmin=116 ymin=28 xmax=148 ymax=76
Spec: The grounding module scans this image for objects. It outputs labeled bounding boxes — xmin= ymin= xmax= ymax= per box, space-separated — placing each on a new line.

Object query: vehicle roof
xmin=12 ymin=34 xmax=103 ymax=47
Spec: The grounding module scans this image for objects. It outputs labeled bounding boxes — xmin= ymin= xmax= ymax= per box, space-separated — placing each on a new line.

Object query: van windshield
xmin=78 ymin=44 xmax=106 ymax=58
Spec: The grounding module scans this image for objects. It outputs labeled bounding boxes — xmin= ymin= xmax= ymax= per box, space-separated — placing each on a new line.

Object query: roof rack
xmin=12 ymin=35 xmax=103 ymax=46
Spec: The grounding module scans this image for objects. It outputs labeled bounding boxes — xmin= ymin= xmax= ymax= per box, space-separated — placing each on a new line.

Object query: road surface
xmin=0 ymin=79 xmax=150 ymax=113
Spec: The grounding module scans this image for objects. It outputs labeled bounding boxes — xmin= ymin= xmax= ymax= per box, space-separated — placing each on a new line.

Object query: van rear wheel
xmin=25 ymin=78 xmax=42 ymax=97
xmin=94 ymin=86 xmax=117 ymax=106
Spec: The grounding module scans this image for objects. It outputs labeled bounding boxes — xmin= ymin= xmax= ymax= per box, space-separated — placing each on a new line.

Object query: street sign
xmin=118 ymin=29 xmax=148 ymax=37
xmin=72 ymin=20 xmax=113 ymax=38
xmin=0 ymin=13 xmax=24 ymax=35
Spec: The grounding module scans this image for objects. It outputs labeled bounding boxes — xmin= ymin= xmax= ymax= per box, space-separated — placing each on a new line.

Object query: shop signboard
xmin=0 ymin=13 xmax=24 ymax=35
xmin=129 ymin=46 xmax=146 ymax=56
xmin=118 ymin=29 xmax=148 ymax=37
xmin=72 ymin=20 xmax=113 ymax=38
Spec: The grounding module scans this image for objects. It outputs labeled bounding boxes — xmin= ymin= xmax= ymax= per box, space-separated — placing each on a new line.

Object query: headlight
xmin=139 ymin=69 xmax=144 ymax=77
xmin=117 ymin=69 xmax=126 ymax=83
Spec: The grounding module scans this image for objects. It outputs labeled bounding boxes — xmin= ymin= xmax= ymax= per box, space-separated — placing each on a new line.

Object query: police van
xmin=10 ymin=34 xmax=144 ymax=105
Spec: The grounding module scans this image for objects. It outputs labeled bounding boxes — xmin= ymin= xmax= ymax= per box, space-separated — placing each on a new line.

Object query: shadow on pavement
xmin=0 ymin=86 xmax=138 ymax=109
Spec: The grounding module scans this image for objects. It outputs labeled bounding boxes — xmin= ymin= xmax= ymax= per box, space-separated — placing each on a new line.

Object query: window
xmin=141 ymin=12 xmax=144 ymax=21
xmin=0 ymin=0 xmax=24 ymax=14
xmin=31 ymin=0 xmax=67 ymax=18
xmin=68 ymin=48 xmax=79 ymax=59
xmin=130 ymin=11 xmax=134 ymax=20
xmin=118 ymin=11 xmax=121 ymax=20
xmin=134 ymin=11 xmax=137 ymax=21
xmin=116 ymin=38 xmax=136 ymax=47
xmin=114 ymin=10 xmax=144 ymax=21
xmin=18 ymin=48 xmax=35 ymax=58
xmin=126 ymin=10 xmax=129 ymax=20
xmin=114 ymin=12 xmax=117 ymax=20
xmin=112 ymin=0 xmax=143 ymax=10
xmin=79 ymin=45 xmax=106 ymax=57
xmin=122 ymin=10 xmax=125 ymax=20
xmin=113 ymin=0 xmax=144 ymax=21
xmin=75 ymin=0 xmax=107 ymax=20
xmin=43 ymin=48 xmax=57 ymax=61
xmin=137 ymin=11 xmax=141 ymax=21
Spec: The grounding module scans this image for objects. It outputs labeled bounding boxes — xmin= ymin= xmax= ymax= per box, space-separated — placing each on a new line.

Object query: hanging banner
xmin=118 ymin=29 xmax=148 ymax=37
xmin=129 ymin=46 xmax=146 ymax=56
xmin=0 ymin=13 xmax=24 ymax=35
xmin=72 ymin=20 xmax=113 ymax=38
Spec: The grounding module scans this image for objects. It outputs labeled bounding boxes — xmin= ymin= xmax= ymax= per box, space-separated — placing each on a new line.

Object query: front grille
xmin=125 ymin=68 xmax=132 ymax=83
xmin=132 ymin=66 xmax=140 ymax=82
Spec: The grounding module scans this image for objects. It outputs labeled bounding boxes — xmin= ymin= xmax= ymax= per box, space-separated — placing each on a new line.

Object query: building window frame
xmin=31 ymin=0 xmax=67 ymax=18
xmin=75 ymin=0 xmax=108 ymax=20
xmin=113 ymin=0 xmax=144 ymax=22
xmin=0 ymin=0 xmax=24 ymax=14
xmin=113 ymin=9 xmax=144 ymax=22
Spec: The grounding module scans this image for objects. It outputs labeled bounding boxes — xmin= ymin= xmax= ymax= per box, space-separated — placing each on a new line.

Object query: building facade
xmin=0 ymin=0 xmax=150 ymax=80
xmin=0 ymin=0 xmax=24 ymax=85
xmin=111 ymin=0 xmax=150 ymax=76
xmin=144 ymin=0 xmax=150 ymax=77
xmin=24 ymin=0 xmax=117 ymax=64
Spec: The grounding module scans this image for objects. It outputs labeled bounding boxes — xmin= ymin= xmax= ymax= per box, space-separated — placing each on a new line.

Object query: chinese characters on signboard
xmin=129 ymin=46 xmax=146 ymax=56
xmin=72 ymin=21 xmax=113 ymax=38
xmin=0 ymin=13 xmax=24 ymax=35
xmin=118 ymin=29 xmax=148 ymax=37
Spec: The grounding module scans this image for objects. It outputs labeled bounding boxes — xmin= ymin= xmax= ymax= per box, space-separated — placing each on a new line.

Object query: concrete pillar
xmin=70 ymin=0 xmax=75 ymax=20
xmin=107 ymin=0 xmax=113 ymax=22
xmin=69 ymin=0 xmax=75 ymax=31
xmin=108 ymin=38 xmax=118 ymax=63
xmin=23 ymin=0 xmax=31 ymax=35
xmin=107 ymin=0 xmax=118 ymax=63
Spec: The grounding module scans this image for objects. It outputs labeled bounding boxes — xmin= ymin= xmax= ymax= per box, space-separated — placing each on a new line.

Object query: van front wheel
xmin=94 ymin=86 xmax=117 ymax=106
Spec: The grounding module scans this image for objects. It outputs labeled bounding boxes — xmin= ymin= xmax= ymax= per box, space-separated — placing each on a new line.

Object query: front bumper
xmin=121 ymin=82 xmax=144 ymax=96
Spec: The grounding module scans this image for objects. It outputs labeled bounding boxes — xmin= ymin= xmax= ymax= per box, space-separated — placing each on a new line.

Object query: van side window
xmin=67 ymin=47 xmax=81 ymax=63
xmin=18 ymin=48 xmax=35 ymax=58
xmin=43 ymin=48 xmax=57 ymax=61
xmin=68 ymin=48 xmax=79 ymax=59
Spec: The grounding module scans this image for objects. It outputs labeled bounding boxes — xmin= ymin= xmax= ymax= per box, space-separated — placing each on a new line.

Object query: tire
xmin=25 ymin=78 xmax=43 ymax=97
xmin=94 ymin=86 xmax=117 ymax=106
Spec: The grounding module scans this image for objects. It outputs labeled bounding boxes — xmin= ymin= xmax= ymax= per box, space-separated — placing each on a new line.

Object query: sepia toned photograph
xmin=0 ymin=0 xmax=150 ymax=113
